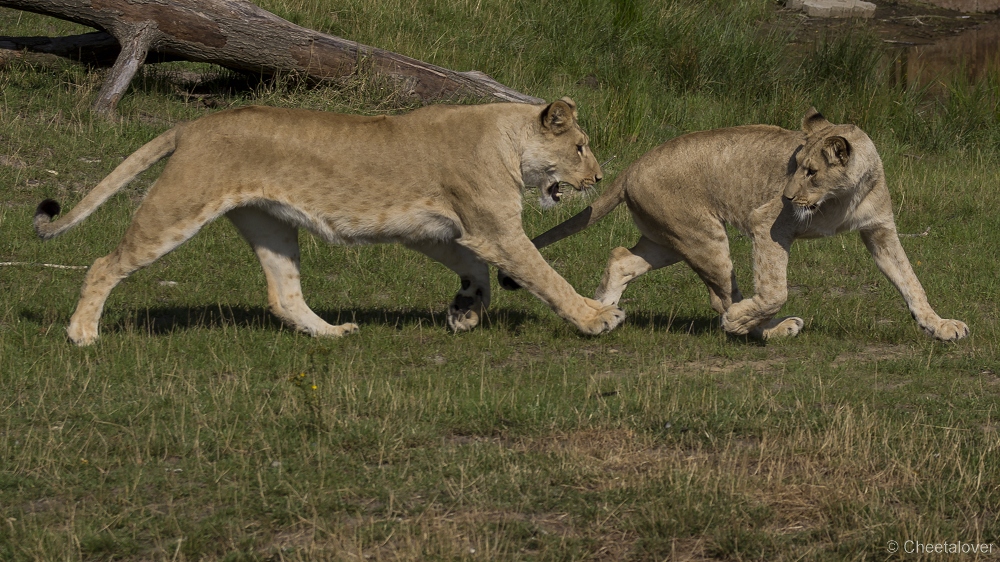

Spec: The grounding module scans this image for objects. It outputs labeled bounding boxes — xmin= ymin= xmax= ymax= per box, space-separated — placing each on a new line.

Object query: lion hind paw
xmin=314 ymin=322 xmax=359 ymax=337
xmin=759 ymin=316 xmax=804 ymax=340
xmin=447 ymin=307 xmax=481 ymax=332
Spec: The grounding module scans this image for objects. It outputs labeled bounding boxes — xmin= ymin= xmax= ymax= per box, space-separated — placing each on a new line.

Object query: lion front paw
xmin=922 ymin=318 xmax=969 ymax=342
xmin=575 ymin=298 xmax=625 ymax=335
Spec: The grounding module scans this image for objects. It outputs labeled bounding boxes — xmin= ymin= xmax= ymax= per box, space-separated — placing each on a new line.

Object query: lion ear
xmin=822 ymin=136 xmax=851 ymax=166
xmin=558 ymin=96 xmax=579 ymax=119
xmin=541 ymin=99 xmax=575 ymax=135
xmin=802 ymin=107 xmax=833 ymax=134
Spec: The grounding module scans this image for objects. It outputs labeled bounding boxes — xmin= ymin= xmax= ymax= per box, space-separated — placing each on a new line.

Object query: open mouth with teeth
xmin=544 ymin=180 xmax=592 ymax=203
xmin=546 ymin=182 xmax=563 ymax=203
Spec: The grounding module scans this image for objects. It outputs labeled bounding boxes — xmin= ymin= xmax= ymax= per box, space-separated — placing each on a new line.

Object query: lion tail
xmin=532 ymin=172 xmax=628 ymax=250
xmin=34 ymin=125 xmax=183 ymax=240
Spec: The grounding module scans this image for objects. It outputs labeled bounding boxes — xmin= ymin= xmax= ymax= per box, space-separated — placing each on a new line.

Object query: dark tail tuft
xmin=34 ymin=199 xmax=62 ymax=239
xmin=36 ymin=199 xmax=61 ymax=220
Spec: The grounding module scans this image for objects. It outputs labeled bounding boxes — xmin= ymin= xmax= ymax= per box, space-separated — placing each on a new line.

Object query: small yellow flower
xmin=311 ymin=385 xmax=317 ymax=390
xmin=80 ymin=458 xmax=88 ymax=464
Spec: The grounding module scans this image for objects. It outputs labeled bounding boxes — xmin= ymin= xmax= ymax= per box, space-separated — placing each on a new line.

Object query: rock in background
xmin=786 ymin=0 xmax=877 ymax=18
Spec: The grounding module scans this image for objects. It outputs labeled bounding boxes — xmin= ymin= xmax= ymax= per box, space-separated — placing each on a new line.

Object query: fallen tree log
xmin=0 ymin=0 xmax=543 ymax=116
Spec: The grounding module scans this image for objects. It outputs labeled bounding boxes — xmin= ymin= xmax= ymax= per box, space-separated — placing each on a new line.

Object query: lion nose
xmin=594 ymin=172 xmax=603 ymax=183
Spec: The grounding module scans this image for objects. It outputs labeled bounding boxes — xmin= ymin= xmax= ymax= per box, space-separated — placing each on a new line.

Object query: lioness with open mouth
xmin=35 ymin=98 xmax=625 ymax=345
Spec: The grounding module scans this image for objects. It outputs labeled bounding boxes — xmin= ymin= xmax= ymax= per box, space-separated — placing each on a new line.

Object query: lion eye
xmin=805 ymin=168 xmax=817 ymax=178
xmin=577 ymin=145 xmax=584 ymax=155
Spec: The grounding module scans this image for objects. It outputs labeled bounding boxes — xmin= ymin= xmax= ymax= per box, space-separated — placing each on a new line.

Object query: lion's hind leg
xmin=227 ymin=207 xmax=358 ymax=338
xmin=669 ymin=223 xmax=798 ymax=339
xmin=406 ymin=241 xmax=490 ymax=332
xmin=595 ymin=236 xmax=680 ymax=306
xmin=718 ymin=231 xmax=794 ymax=338
xmin=67 ymin=193 xmax=224 ymax=345
xmin=667 ymin=222 xmax=739 ymax=319
xmin=68 ymin=251 xmax=134 ymax=346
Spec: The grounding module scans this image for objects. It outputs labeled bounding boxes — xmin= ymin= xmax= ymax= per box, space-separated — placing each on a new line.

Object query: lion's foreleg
xmin=461 ymin=233 xmax=624 ymax=335
xmin=860 ymin=225 xmax=968 ymax=341
xmin=406 ymin=241 xmax=490 ymax=332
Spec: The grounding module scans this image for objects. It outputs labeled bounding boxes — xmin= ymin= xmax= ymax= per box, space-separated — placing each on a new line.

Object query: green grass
xmin=2 ymin=1 xmax=999 ymax=560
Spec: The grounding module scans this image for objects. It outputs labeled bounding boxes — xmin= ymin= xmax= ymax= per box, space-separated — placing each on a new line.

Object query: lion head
xmin=783 ymin=108 xmax=881 ymax=222
xmin=521 ymin=97 xmax=603 ymax=209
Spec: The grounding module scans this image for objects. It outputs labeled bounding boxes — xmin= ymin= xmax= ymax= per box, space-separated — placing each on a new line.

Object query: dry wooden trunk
xmin=0 ymin=0 xmax=543 ymax=115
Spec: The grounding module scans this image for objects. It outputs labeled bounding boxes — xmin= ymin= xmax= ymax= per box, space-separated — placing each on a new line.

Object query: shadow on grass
xmin=621 ymin=308 xmax=767 ymax=345
xmin=19 ymin=304 xmax=753 ymax=341
xmin=19 ymin=303 xmax=779 ymax=346
xmin=624 ymin=309 xmax=719 ymax=336
xmin=20 ymin=304 xmax=540 ymax=338
xmin=132 ymin=68 xmax=273 ymax=103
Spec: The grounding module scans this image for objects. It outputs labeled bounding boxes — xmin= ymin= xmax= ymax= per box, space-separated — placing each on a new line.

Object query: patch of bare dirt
xmin=829 ymin=343 xmax=909 ymax=365
xmin=666 ymin=343 xmax=916 ymax=376
xmin=677 ymin=356 xmax=785 ymax=375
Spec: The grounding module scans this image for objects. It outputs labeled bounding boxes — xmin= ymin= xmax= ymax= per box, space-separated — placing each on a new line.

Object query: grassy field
xmin=2 ymin=1 xmax=999 ymax=560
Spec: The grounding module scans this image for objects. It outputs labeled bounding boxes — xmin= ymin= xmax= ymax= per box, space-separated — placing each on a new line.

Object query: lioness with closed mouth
xmin=501 ymin=108 xmax=968 ymax=341
xmin=35 ymin=98 xmax=625 ymax=345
